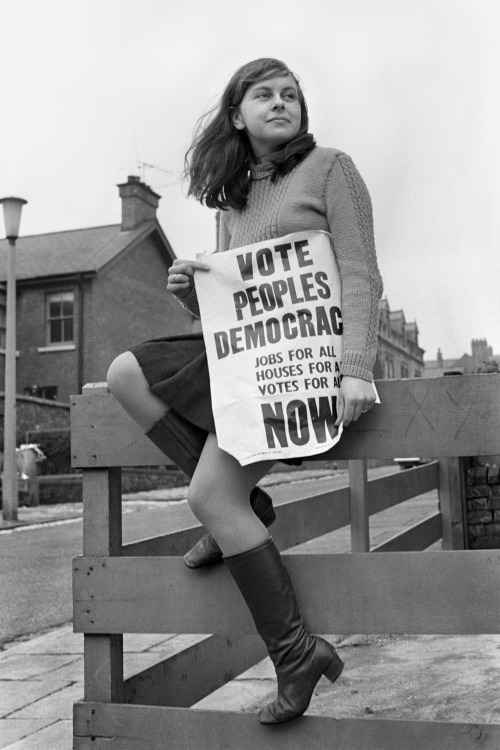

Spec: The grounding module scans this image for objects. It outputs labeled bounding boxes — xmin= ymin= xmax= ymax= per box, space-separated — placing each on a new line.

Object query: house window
xmin=47 ymin=291 xmax=74 ymax=345
xmin=384 ymin=357 xmax=394 ymax=379
xmin=0 ymin=305 xmax=5 ymax=349
xmin=24 ymin=385 xmax=58 ymax=400
xmin=400 ymin=364 xmax=409 ymax=378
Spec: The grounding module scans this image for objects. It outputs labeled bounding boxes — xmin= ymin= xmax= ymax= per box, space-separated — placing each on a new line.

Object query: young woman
xmin=107 ymin=58 xmax=383 ymax=725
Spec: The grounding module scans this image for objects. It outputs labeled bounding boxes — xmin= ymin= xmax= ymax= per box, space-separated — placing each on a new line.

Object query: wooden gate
xmin=72 ymin=374 xmax=500 ymax=748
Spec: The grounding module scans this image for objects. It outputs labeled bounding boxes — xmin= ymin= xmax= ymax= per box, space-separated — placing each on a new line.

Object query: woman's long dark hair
xmin=185 ymin=58 xmax=316 ymax=210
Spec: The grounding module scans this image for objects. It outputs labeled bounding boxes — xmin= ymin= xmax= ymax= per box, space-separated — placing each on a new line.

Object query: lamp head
xmin=0 ymin=197 xmax=28 ymax=240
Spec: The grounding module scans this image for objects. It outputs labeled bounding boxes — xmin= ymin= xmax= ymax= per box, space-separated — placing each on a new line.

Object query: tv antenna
xmin=128 ymin=135 xmax=179 ymax=189
xmin=136 ymin=160 xmax=173 ymax=183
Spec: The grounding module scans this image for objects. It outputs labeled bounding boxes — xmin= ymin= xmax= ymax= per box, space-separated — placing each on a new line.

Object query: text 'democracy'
xmin=195 ymin=230 xmax=343 ymax=465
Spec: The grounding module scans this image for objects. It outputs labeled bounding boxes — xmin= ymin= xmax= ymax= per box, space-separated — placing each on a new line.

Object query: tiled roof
xmin=0 ymin=222 xmax=160 ymax=281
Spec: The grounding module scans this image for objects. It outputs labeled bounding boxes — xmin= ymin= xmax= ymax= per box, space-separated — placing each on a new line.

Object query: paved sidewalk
xmin=3 ymin=469 xmax=494 ymax=748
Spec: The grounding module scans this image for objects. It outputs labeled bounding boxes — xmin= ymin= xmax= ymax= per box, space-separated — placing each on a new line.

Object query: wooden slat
xmin=124 ymin=487 xmax=352 ymax=557
xmin=439 ymin=458 xmax=467 ymax=550
xmin=73 ymin=703 xmax=500 ymax=750
xmin=372 ymin=512 xmax=442 ymax=552
xmin=71 ymin=390 xmax=171 ymax=468
xmin=82 ymin=382 xmax=109 ymax=394
xmin=368 ymin=461 xmax=439 ymax=515
xmin=73 ymin=550 xmax=500 ymax=635
xmin=123 ymin=635 xmax=265 ymax=707
xmin=349 ymin=459 xmax=370 ymax=552
xmin=123 ymin=463 xmax=437 ymax=558
xmin=83 ymin=469 xmax=122 ymax=557
xmin=71 ymin=374 xmax=500 ymax=467
xmin=124 ymin=525 xmax=207 ymax=557
xmin=82 ymin=469 xmax=123 ymax=703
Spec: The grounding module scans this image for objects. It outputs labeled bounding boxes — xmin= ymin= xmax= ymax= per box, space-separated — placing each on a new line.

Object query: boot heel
xmin=249 ymin=488 xmax=276 ymax=528
xmin=259 ymin=507 xmax=276 ymax=527
xmin=323 ymin=652 xmax=344 ymax=684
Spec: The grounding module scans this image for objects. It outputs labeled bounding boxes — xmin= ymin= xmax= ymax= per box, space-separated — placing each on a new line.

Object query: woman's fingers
xmin=334 ymin=393 xmax=344 ymax=427
xmin=187 ymin=260 xmax=210 ymax=272
xmin=334 ymin=376 xmax=377 ymax=427
xmin=171 ymin=258 xmax=210 ymax=274
xmin=167 ymin=259 xmax=210 ymax=296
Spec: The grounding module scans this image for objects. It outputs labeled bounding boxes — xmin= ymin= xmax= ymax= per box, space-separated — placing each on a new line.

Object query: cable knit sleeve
xmin=175 ymin=286 xmax=200 ymax=318
xmin=325 ymin=153 xmax=383 ymax=381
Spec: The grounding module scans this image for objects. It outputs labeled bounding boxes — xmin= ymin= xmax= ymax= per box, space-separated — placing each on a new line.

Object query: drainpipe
xmin=77 ymin=273 xmax=84 ymax=394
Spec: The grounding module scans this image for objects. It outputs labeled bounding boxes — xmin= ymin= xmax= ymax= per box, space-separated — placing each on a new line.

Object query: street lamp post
xmin=0 ymin=197 xmax=27 ymax=522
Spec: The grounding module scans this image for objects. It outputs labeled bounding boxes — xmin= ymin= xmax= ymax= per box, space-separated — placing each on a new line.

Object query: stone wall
xmin=465 ymin=463 xmax=500 ymax=549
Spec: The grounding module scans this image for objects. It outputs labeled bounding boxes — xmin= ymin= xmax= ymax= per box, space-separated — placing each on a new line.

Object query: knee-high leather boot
xmin=145 ymin=411 xmax=275 ymax=567
xmin=224 ymin=537 xmax=344 ymax=724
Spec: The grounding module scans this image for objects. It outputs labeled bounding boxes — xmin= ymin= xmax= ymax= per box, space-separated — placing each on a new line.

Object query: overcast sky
xmin=1 ymin=0 xmax=498 ymax=362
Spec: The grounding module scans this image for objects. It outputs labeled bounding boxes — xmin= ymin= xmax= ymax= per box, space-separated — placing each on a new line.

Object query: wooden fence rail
xmin=72 ymin=374 xmax=500 ymax=749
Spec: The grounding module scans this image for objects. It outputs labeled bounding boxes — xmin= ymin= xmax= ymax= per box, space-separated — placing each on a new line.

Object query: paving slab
xmin=0 ymin=677 xmax=71 ymax=719
xmin=42 ymin=657 xmax=83 ymax=683
xmin=122 ymin=632 xmax=176 ymax=652
xmin=10 ymin=683 xmax=82 ymax=721
xmin=0 ymin=719 xmax=53 ymax=749
xmin=0 ymin=654 xmax=79 ymax=680
xmin=2 ymin=719 xmax=71 ymax=750
xmin=148 ymin=633 xmax=210 ymax=653
xmin=0 ymin=625 xmax=80 ymax=656
xmin=194 ymin=634 xmax=500 ymax=723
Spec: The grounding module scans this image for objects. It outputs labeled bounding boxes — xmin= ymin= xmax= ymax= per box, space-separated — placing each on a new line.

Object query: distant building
xmin=374 ymin=298 xmax=425 ymax=379
xmin=425 ymin=339 xmax=500 ymax=377
xmin=0 ymin=177 xmax=194 ymax=403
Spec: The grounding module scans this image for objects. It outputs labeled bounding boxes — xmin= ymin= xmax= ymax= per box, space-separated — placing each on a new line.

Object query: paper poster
xmin=195 ymin=230 xmax=344 ymax=465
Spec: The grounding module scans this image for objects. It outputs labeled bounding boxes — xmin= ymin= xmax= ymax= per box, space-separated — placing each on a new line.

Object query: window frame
xmin=46 ymin=290 xmax=75 ymax=346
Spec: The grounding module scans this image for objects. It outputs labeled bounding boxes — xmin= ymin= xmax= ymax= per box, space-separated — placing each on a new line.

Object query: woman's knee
xmin=186 ymin=475 xmax=225 ymax=520
xmin=186 ymin=483 xmax=210 ymax=519
xmin=107 ymin=352 xmax=139 ymax=399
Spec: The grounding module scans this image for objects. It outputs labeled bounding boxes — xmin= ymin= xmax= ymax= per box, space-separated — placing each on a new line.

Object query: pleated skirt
xmin=130 ymin=332 xmax=303 ymax=465
xmin=130 ymin=332 xmax=216 ymax=433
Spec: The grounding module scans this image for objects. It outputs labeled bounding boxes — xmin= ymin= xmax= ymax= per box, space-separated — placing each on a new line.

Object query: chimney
xmin=471 ymin=338 xmax=488 ymax=363
xmin=437 ymin=348 xmax=443 ymax=368
xmin=118 ymin=175 xmax=161 ymax=231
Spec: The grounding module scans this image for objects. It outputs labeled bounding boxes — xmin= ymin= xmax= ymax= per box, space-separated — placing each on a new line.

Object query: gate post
xmin=438 ymin=457 xmax=466 ymax=550
xmin=349 ymin=459 xmax=370 ymax=552
xmin=82 ymin=467 xmax=124 ymax=702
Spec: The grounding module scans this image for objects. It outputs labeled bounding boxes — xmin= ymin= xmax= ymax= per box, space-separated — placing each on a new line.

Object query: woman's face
xmin=232 ymin=73 xmax=302 ymax=161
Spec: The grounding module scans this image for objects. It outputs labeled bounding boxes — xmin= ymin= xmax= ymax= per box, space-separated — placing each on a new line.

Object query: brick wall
xmin=0 ymin=393 xmax=70 ymax=447
xmin=465 ymin=463 xmax=500 ymax=549
xmin=16 ymin=283 xmax=84 ymax=402
xmin=36 ymin=467 xmax=189 ymax=504
xmin=12 ymin=232 xmax=195 ymax=403
xmin=91 ymin=234 xmax=194 ymax=382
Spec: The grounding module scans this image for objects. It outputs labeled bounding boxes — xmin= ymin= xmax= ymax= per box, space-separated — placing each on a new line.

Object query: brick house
xmin=374 ymin=298 xmax=425 ymax=379
xmin=0 ymin=177 xmax=194 ymax=403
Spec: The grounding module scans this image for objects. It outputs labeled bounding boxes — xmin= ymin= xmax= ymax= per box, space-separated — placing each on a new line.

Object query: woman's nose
xmin=272 ymin=94 xmax=285 ymax=108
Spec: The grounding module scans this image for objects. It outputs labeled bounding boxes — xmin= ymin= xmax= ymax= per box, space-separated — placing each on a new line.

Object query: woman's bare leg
xmin=108 ymin=352 xmax=274 ymax=555
xmin=107 ymin=351 xmax=168 ymax=431
xmin=188 ymin=433 xmax=275 ymax=556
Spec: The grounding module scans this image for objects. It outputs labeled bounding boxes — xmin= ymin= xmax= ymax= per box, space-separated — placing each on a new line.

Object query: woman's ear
xmin=232 ymin=109 xmax=245 ymax=131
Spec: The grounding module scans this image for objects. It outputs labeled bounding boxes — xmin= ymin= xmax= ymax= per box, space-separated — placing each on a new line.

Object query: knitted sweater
xmin=179 ymin=146 xmax=383 ymax=382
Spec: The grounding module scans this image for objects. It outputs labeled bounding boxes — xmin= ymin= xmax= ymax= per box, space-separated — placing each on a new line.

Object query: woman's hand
xmin=334 ymin=375 xmax=376 ymax=428
xmin=167 ymin=258 xmax=210 ymax=298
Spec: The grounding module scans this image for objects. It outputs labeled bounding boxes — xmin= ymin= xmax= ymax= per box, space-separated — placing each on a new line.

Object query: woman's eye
xmin=284 ymin=92 xmax=297 ymax=100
